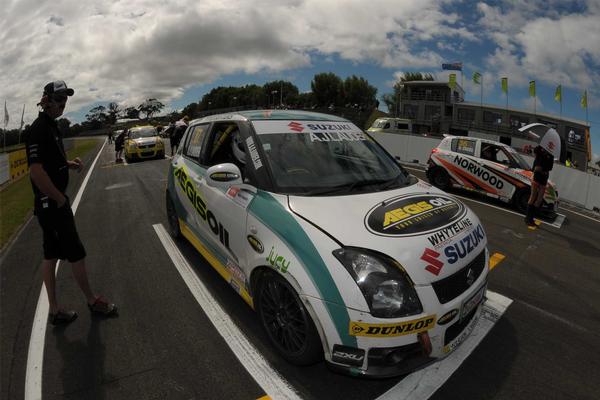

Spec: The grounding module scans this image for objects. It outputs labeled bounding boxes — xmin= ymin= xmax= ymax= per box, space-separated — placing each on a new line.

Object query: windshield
xmin=255 ymin=130 xmax=412 ymax=195
xmin=505 ymin=147 xmax=531 ymax=170
xmin=129 ymin=127 xmax=158 ymax=139
xmin=372 ymin=119 xmax=390 ymax=128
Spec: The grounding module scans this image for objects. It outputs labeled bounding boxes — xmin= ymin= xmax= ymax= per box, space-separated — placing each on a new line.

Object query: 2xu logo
xmin=331 ymin=345 xmax=365 ymax=367
xmin=174 ymin=166 xmax=230 ymax=249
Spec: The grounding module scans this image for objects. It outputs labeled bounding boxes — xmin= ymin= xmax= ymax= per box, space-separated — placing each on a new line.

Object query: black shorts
xmin=533 ymin=171 xmax=549 ymax=186
xmin=35 ymin=199 xmax=86 ymax=262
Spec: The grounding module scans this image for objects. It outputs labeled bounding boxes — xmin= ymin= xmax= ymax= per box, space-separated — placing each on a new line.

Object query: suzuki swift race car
xmin=166 ymin=110 xmax=489 ymax=377
xmin=426 ymin=136 xmax=558 ymax=214
xmin=124 ymin=125 xmax=165 ymax=162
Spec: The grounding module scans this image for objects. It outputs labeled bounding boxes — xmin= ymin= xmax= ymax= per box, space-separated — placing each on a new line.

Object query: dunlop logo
xmin=349 ymin=315 xmax=436 ymax=337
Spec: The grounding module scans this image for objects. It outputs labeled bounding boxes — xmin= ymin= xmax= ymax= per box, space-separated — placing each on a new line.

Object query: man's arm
xmin=29 ymin=164 xmax=67 ymax=207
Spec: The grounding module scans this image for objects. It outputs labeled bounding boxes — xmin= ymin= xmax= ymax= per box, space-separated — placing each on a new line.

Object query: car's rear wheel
xmin=430 ymin=167 xmax=451 ymax=190
xmin=514 ymin=188 xmax=531 ymax=213
xmin=166 ymin=193 xmax=182 ymax=239
xmin=256 ymin=270 xmax=323 ymax=365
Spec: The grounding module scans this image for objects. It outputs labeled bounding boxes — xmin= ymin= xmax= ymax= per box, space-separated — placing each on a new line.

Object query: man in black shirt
xmin=524 ymin=145 xmax=554 ymax=227
xmin=26 ymin=80 xmax=117 ymax=325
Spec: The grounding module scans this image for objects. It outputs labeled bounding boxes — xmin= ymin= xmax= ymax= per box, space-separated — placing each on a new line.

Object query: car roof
xmin=191 ymin=110 xmax=351 ymax=125
xmin=129 ymin=125 xmax=156 ymax=130
xmin=443 ymin=135 xmax=512 ymax=148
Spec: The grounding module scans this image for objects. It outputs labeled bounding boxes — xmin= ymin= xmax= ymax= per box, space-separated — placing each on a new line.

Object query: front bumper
xmin=323 ymin=249 xmax=489 ymax=378
xmin=127 ymin=145 xmax=164 ymax=160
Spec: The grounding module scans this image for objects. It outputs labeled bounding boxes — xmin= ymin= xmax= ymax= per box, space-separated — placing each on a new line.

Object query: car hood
xmin=131 ymin=137 xmax=160 ymax=145
xmin=288 ymin=181 xmax=486 ymax=285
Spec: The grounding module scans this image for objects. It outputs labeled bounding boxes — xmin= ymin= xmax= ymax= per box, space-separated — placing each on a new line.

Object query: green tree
xmin=107 ymin=102 xmax=120 ymax=125
xmin=85 ymin=105 xmax=108 ymax=129
xmin=263 ymin=80 xmax=299 ymax=107
xmin=123 ymin=106 xmax=139 ymax=119
xmin=343 ymin=75 xmax=377 ymax=108
xmin=311 ymin=73 xmax=343 ymax=107
xmin=138 ymin=98 xmax=164 ymax=119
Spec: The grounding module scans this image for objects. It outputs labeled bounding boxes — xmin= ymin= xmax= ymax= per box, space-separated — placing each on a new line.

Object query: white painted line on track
xmin=25 ymin=139 xmax=107 ymax=400
xmin=559 ymin=207 xmax=600 ymax=223
xmin=152 ymin=223 xmax=302 ymax=400
xmin=376 ymin=290 xmax=512 ymax=400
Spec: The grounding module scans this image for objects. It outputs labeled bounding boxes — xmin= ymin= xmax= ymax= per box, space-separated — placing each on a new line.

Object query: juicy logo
xmin=421 ymin=248 xmax=444 ymax=276
xmin=266 ymin=246 xmax=290 ymax=273
xmin=288 ymin=121 xmax=304 ymax=132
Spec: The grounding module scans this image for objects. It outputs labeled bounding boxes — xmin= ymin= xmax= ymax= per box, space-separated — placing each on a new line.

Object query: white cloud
xmin=1 ymin=0 xmax=598 ymax=129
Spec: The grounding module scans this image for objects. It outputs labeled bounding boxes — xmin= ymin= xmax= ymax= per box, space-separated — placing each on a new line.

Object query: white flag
xmin=3 ymin=100 xmax=8 ymax=128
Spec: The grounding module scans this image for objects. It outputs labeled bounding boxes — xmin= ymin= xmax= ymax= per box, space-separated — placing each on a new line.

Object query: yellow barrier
xmin=9 ymin=149 xmax=28 ymax=180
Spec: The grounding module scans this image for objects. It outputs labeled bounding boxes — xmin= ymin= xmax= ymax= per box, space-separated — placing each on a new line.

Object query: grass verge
xmin=0 ymin=138 xmax=99 ymax=249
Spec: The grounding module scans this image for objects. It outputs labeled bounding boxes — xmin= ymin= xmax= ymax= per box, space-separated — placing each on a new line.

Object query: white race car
xmin=426 ymin=136 xmax=559 ymax=215
xmin=166 ymin=110 xmax=489 ymax=377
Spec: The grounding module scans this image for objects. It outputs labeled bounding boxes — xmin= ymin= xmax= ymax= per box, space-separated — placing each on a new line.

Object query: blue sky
xmin=2 ymin=0 xmax=599 ymax=161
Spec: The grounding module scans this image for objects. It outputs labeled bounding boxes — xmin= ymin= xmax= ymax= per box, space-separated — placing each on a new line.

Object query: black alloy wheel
xmin=257 ymin=271 xmax=323 ymax=365
xmin=431 ymin=168 xmax=451 ymax=190
xmin=514 ymin=188 xmax=531 ymax=213
xmin=166 ymin=193 xmax=182 ymax=239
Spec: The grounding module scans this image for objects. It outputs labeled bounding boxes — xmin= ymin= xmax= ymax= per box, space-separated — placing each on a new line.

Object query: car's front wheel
xmin=166 ymin=193 xmax=182 ymax=239
xmin=514 ymin=188 xmax=531 ymax=213
xmin=429 ymin=167 xmax=451 ymax=190
xmin=256 ymin=270 xmax=323 ymax=365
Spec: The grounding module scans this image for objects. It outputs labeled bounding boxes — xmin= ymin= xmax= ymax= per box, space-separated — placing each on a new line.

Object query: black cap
xmin=43 ymin=80 xmax=75 ymax=97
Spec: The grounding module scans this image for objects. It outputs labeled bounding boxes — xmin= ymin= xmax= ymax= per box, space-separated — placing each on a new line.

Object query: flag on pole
xmin=529 ymin=81 xmax=536 ymax=97
xmin=472 ymin=72 xmax=481 ymax=84
xmin=448 ymin=73 xmax=457 ymax=90
xmin=554 ymin=85 xmax=562 ymax=102
xmin=19 ymin=104 xmax=25 ymax=131
xmin=442 ymin=62 xmax=463 ymax=71
xmin=501 ymin=77 xmax=508 ymax=94
xmin=581 ymin=90 xmax=587 ymax=109
xmin=3 ymin=100 xmax=8 ymax=128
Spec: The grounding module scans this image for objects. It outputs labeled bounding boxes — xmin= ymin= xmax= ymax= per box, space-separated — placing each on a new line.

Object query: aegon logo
xmin=174 ymin=166 xmax=230 ymax=249
xmin=444 ymin=224 xmax=486 ymax=264
xmin=349 ymin=315 xmax=436 ymax=337
xmin=365 ymin=194 xmax=466 ymax=237
xmin=453 ymin=155 xmax=504 ymax=189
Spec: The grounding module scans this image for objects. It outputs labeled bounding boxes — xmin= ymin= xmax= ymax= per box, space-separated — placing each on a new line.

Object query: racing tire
xmin=166 ymin=193 xmax=182 ymax=239
xmin=429 ymin=167 xmax=451 ymax=190
xmin=256 ymin=270 xmax=323 ymax=366
xmin=514 ymin=188 xmax=531 ymax=213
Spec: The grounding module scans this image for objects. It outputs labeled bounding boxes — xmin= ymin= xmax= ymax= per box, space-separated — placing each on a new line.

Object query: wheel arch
xmin=250 ymin=265 xmax=331 ymax=359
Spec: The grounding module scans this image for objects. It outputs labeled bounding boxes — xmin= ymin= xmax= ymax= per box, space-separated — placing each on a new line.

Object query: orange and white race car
xmin=426 ymin=136 xmax=558 ymax=215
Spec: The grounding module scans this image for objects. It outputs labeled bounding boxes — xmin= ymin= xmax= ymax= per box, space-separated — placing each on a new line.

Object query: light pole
xmin=271 ymin=90 xmax=278 ymax=108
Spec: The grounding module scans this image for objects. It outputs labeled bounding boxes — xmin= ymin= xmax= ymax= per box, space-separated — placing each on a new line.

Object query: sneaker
xmin=88 ymin=296 xmax=118 ymax=316
xmin=49 ymin=310 xmax=78 ymax=325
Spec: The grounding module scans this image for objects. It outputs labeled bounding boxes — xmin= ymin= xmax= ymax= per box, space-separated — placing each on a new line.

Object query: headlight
xmin=333 ymin=248 xmax=422 ymax=318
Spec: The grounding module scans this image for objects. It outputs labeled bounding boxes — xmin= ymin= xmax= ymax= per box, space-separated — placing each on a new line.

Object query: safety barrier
xmin=372 ymin=131 xmax=600 ymax=212
xmin=0 ymin=139 xmax=75 ymax=187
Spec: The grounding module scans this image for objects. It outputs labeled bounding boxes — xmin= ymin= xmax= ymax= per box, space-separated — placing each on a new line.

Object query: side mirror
xmin=206 ymin=163 xmax=243 ymax=188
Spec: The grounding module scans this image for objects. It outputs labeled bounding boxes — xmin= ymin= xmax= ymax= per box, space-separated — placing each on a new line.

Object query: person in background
xmin=525 ymin=144 xmax=554 ymax=227
xmin=25 ymin=80 xmax=117 ymax=325
xmin=172 ymin=116 xmax=189 ymax=155
xmin=115 ymin=129 xmax=126 ymax=162
xmin=108 ymin=130 xmax=113 ymax=144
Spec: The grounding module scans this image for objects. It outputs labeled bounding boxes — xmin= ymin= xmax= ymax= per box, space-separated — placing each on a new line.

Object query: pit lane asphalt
xmin=1 ymin=140 xmax=599 ymax=400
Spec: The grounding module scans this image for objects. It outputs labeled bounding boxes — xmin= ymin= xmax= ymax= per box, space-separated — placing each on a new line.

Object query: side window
xmin=452 ymin=138 xmax=476 ymax=156
xmin=204 ymin=123 xmax=244 ymax=167
xmin=183 ymin=124 xmax=209 ymax=161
